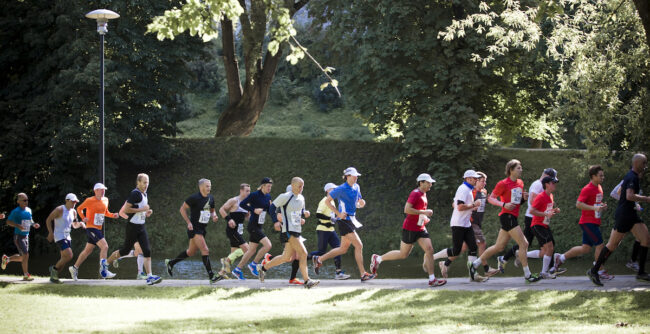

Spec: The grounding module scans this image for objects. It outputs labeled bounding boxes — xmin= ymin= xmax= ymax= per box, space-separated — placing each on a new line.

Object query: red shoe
xmin=361 ymin=272 xmax=376 ymax=282
xmin=261 ymin=253 xmax=272 ymax=267
xmin=370 ymin=254 xmax=380 ymax=275
xmin=289 ymin=278 xmax=304 ymax=285
xmin=429 ymin=278 xmax=446 ymax=287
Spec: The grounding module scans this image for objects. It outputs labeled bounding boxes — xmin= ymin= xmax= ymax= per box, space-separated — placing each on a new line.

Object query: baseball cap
xmin=93 ymin=183 xmax=108 ymax=191
xmin=543 ymin=168 xmax=557 ymax=178
xmin=541 ymin=176 xmax=559 ymax=185
xmin=463 ymin=170 xmax=480 ymax=179
xmin=416 ymin=173 xmax=436 ymax=183
xmin=65 ymin=193 xmax=79 ymax=202
xmin=323 ymin=183 xmax=337 ymax=192
xmin=343 ymin=167 xmax=361 ymax=176
xmin=260 ymin=177 xmax=273 ymax=185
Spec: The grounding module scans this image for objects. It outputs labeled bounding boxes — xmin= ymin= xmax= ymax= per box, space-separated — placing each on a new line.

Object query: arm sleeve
xmin=577 ymin=187 xmax=590 ymax=203
xmin=269 ymin=203 xmax=279 ymax=223
xmin=239 ymin=194 xmax=253 ymax=212
xmin=492 ymin=182 xmax=505 ymax=199
xmin=126 ymin=191 xmax=142 ymax=205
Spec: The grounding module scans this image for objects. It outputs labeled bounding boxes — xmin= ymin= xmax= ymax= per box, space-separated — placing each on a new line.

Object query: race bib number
xmin=510 ymin=188 xmax=522 ymax=205
xmin=237 ymin=223 xmax=244 ymax=235
xmin=595 ymin=194 xmax=603 ymax=219
xmin=290 ymin=211 xmax=302 ymax=227
xmin=199 ymin=210 xmax=211 ymax=224
xmin=130 ymin=212 xmax=146 ymax=224
xmin=94 ymin=213 xmax=105 ymax=226
xmin=417 ymin=214 xmax=429 ymax=226
xmin=478 ymin=198 xmax=486 ymax=212
xmin=21 ymin=219 xmax=32 ymax=231
xmin=350 ymin=216 xmax=363 ymax=228
xmin=258 ymin=211 xmax=267 ymax=224
xmin=543 ymin=203 xmax=553 ymax=225
xmin=340 ymin=202 xmax=347 ymax=214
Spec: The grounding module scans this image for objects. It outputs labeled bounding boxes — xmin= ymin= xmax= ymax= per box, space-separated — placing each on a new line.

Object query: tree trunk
xmin=633 ymin=0 xmax=650 ymax=49
xmin=215 ymin=85 xmax=268 ymax=136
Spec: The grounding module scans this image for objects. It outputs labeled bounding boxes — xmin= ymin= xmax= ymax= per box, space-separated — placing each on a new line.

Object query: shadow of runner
xmin=318 ymin=289 xmax=366 ymax=303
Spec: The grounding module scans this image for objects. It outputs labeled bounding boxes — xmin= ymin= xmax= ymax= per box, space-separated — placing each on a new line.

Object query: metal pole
xmin=99 ymin=33 xmax=105 ymax=184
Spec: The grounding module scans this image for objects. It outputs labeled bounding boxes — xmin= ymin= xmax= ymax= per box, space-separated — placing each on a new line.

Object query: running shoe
xmin=370 ymin=254 xmax=380 ymax=275
xmin=636 ymin=272 xmax=650 ymax=282
xmin=587 ymin=269 xmax=603 ymax=286
xmin=428 ymin=278 xmax=447 ymax=287
xmin=146 ymin=275 xmax=163 ymax=285
xmin=486 ymin=267 xmax=500 ymax=277
xmin=232 ymin=267 xmax=246 ymax=280
xmin=473 ymin=273 xmax=489 ymax=282
xmin=550 ymin=267 xmax=568 ymax=276
xmin=220 ymin=257 xmax=231 ymax=274
xmin=257 ymin=264 xmax=265 ymax=282
xmin=626 ymin=260 xmax=640 ymax=272
xmin=540 ymin=272 xmax=556 ymax=279
xmin=1 ymin=254 xmax=8 ymax=270
xmin=599 ymin=270 xmax=615 ymax=281
xmin=289 ymin=278 xmax=304 ymax=285
xmin=497 ymin=256 xmax=507 ymax=273
xmin=22 ymin=274 xmax=34 ymax=281
xmin=137 ymin=271 xmax=148 ymax=280
xmin=69 ymin=265 xmax=79 ymax=281
xmin=525 ymin=273 xmax=542 ymax=283
xmin=247 ymin=262 xmax=259 ymax=277
xmin=438 ymin=262 xmax=448 ymax=279
xmin=467 ymin=261 xmax=477 ymax=281
xmin=360 ymin=272 xmax=376 ymax=282
xmin=112 ymin=258 xmax=119 ymax=269
xmin=165 ymin=259 xmax=173 ymax=277
xmin=334 ymin=271 xmax=351 ymax=280
xmin=553 ymin=254 xmax=564 ymax=273
xmin=49 ymin=265 xmax=61 ymax=284
xmin=263 ymin=253 xmax=272 ymax=264
xmin=304 ymin=279 xmax=320 ymax=289
xmin=312 ymin=255 xmax=322 ymax=275
xmin=100 ymin=268 xmax=116 ymax=279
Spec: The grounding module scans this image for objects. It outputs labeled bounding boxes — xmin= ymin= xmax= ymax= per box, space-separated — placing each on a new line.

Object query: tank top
xmin=54 ymin=205 xmax=75 ymax=241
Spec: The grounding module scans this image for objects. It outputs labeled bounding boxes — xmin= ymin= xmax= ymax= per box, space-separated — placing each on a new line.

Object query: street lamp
xmin=85 ymin=9 xmax=119 ymax=184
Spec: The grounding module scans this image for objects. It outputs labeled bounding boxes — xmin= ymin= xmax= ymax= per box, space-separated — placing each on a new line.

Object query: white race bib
xmin=478 ymin=198 xmax=486 ymax=212
xmin=595 ymin=194 xmax=603 ymax=219
xmin=417 ymin=214 xmax=427 ymax=226
xmin=94 ymin=213 xmax=105 ymax=226
xmin=257 ymin=211 xmax=267 ymax=224
xmin=290 ymin=211 xmax=302 ymax=227
xmin=21 ymin=219 xmax=32 ymax=231
xmin=237 ymin=223 xmax=244 ymax=235
xmin=130 ymin=212 xmax=146 ymax=224
xmin=543 ymin=203 xmax=553 ymax=225
xmin=199 ymin=210 xmax=211 ymax=224
xmin=510 ymin=188 xmax=522 ymax=205
xmin=350 ymin=216 xmax=363 ymax=228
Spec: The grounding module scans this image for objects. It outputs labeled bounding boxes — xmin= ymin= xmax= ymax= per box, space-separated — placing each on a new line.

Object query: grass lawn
xmin=3 ymin=282 xmax=649 ymax=333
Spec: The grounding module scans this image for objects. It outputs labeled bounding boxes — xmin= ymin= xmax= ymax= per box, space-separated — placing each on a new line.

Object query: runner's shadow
xmin=222 ymin=288 xmax=277 ymax=300
xmin=319 ymin=289 xmax=366 ymax=303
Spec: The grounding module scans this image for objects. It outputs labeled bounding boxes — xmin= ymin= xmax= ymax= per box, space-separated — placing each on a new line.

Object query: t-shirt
xmin=492 ymin=178 xmax=525 ymax=217
xmin=329 ymin=182 xmax=363 ymax=217
xmin=403 ymin=189 xmax=428 ymax=232
xmin=615 ymin=170 xmax=641 ymax=221
xmin=77 ymin=196 xmax=117 ymax=230
xmin=525 ymin=179 xmax=544 ymax=218
xmin=184 ymin=192 xmax=215 ymax=225
xmin=316 ymin=196 xmax=336 ymax=232
xmin=7 ymin=206 xmax=33 ymax=236
xmin=577 ymin=182 xmax=604 ymax=225
xmin=450 ymin=182 xmax=475 ymax=228
xmin=273 ymin=191 xmax=306 ymax=234
xmin=239 ymin=190 xmax=273 ymax=227
xmin=531 ymin=191 xmax=554 ymax=228
xmin=471 ymin=189 xmax=487 ymax=226
xmin=126 ymin=188 xmax=148 ymax=225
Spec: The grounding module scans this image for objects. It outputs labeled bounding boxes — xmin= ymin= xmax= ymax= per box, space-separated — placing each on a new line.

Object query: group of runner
xmin=1 ymin=154 xmax=649 ymax=287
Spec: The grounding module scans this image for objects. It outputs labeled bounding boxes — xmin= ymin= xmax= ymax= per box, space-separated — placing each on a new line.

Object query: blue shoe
xmin=146 ymin=275 xmax=163 ymax=285
xmin=248 ymin=262 xmax=259 ymax=277
xmin=497 ymin=256 xmax=507 ymax=274
xmin=232 ymin=267 xmax=246 ymax=280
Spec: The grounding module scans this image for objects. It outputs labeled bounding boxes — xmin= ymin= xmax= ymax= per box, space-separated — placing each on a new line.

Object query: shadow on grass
xmin=318 ymin=289 xmax=367 ymax=303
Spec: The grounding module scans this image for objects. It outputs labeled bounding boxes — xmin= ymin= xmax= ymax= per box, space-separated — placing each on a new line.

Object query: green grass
xmin=2 ymin=283 xmax=649 ymax=333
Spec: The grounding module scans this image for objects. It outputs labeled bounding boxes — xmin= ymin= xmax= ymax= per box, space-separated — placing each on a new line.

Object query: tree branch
xmin=290 ymin=35 xmax=341 ymax=97
xmin=221 ymin=18 xmax=243 ymax=104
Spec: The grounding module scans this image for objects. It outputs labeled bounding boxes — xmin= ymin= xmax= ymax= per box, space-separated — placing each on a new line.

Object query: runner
xmin=554 ymin=165 xmax=613 ymax=280
xmin=306 ymin=182 xmax=350 ymax=281
xmin=218 ymin=183 xmax=251 ymax=278
xmin=312 ymin=167 xmax=375 ymax=282
xmin=258 ymin=177 xmax=320 ymax=288
xmin=106 ymin=174 xmax=162 ymax=285
xmin=588 ymin=154 xmax=650 ymax=285
xmin=69 ymin=183 xmax=119 ymax=280
xmin=529 ymin=176 xmax=561 ymax=279
xmin=113 ymin=202 xmax=147 ymax=279
xmin=499 ymin=168 xmax=557 ymax=272
xmin=282 ymin=183 xmax=304 ymax=285
xmin=2 ymin=193 xmax=40 ymax=281
xmin=610 ymin=179 xmax=643 ymax=272
xmin=45 ymin=193 xmax=85 ymax=283
xmin=231 ymin=177 xmax=274 ymax=280
xmin=468 ymin=159 xmax=542 ymax=283
xmin=369 ymin=173 xmax=446 ymax=287
xmin=165 ymin=178 xmax=222 ymax=284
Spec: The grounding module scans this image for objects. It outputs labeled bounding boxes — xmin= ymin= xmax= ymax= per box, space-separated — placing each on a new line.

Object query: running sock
xmin=444 ymin=259 xmax=452 ymax=267
xmin=523 ymin=266 xmax=531 ymax=278
xmin=472 ymin=258 xmax=482 ymax=268
xmin=334 ymin=255 xmax=342 ymax=270
xmin=136 ymin=254 xmax=144 ymax=273
xmin=632 ymin=240 xmax=641 ymax=262
xmin=638 ymin=246 xmax=648 ymax=274
xmin=542 ymin=255 xmax=551 ymax=273
xmin=559 ymin=253 xmax=566 ymax=263
xmin=483 ymin=265 xmax=490 ymax=273
xmin=53 ymin=265 xmax=58 ymax=271
xmin=527 ymin=250 xmax=540 ymax=258
xmin=376 ymin=255 xmax=383 ymax=263
xmin=228 ymin=248 xmax=244 ymax=263
xmin=503 ymin=245 xmax=519 ymax=261
xmin=169 ymin=250 xmax=189 ymax=267
xmin=433 ymin=249 xmax=448 ymax=260
xmin=429 ymin=274 xmax=436 ymax=281
xmin=593 ymin=246 xmax=612 ymax=274
xmin=290 ymin=260 xmax=299 ymax=280
xmin=202 ymin=255 xmax=214 ymax=277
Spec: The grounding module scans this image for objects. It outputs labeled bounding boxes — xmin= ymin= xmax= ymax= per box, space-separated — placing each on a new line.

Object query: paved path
xmin=2 ymin=275 xmax=649 ymax=291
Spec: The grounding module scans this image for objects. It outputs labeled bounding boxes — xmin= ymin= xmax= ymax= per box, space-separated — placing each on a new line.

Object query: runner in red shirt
xmin=529 ymin=176 xmax=561 ymax=278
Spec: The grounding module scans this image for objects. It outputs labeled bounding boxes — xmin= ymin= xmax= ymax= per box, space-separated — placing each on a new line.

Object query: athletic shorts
xmin=187 ymin=223 xmax=207 ymax=239
xmin=451 ymin=226 xmax=478 ymax=256
xmin=532 ymin=225 xmax=553 ymax=246
xmin=523 ymin=216 xmax=535 ymax=245
xmin=13 ymin=235 xmax=29 ymax=255
xmin=226 ymin=225 xmax=246 ymax=248
xmin=248 ymin=225 xmax=266 ymax=243
xmin=401 ymin=229 xmax=429 ymax=244
xmin=56 ymin=239 xmax=71 ymax=251
xmin=580 ymin=223 xmax=603 ymax=247
xmin=471 ymin=223 xmax=485 ymax=244
xmin=336 ymin=218 xmax=357 ymax=236
xmin=85 ymin=228 xmax=104 ymax=245
xmin=613 ymin=216 xmax=642 ymax=234
xmin=280 ymin=231 xmax=301 ymax=244
xmin=499 ymin=213 xmax=519 ymax=232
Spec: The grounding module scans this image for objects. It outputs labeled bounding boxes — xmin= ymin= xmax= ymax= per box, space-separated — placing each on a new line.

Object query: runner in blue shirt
xmin=2 ymin=193 xmax=41 ymax=281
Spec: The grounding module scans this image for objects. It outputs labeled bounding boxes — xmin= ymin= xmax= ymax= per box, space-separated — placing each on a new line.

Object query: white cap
xmin=323 ymin=183 xmax=337 ymax=192
xmin=65 ymin=193 xmax=79 ymax=202
xmin=416 ymin=173 xmax=436 ymax=183
xmin=286 ymin=185 xmax=292 ymax=192
xmin=463 ymin=170 xmax=480 ymax=179
xmin=343 ymin=167 xmax=361 ymax=176
xmin=93 ymin=183 xmax=108 ymax=191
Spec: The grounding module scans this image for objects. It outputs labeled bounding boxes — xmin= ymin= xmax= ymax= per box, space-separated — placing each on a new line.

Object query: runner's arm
xmin=626 ymin=188 xmax=650 ymax=203
xmin=219 ymin=198 xmax=235 ymax=218
xmin=179 ymin=202 xmax=192 ymax=225
xmin=45 ymin=206 xmax=62 ymax=235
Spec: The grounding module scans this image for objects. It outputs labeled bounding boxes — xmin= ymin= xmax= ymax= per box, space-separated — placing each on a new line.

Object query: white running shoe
xmin=69 ymin=265 xmax=79 ymax=281
xmin=334 ymin=271 xmax=351 ymax=280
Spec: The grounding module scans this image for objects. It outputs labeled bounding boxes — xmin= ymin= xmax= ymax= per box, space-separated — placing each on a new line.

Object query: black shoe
xmin=210 ymin=274 xmax=224 ymax=284
xmin=165 ymin=259 xmax=173 ymax=277
xmin=636 ymin=272 xmax=650 ymax=282
xmin=467 ymin=261 xmax=476 ymax=281
xmin=587 ymin=269 xmax=603 ymax=286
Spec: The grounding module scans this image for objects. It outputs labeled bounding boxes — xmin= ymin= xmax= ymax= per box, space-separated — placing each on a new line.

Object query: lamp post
xmin=85 ymin=9 xmax=119 ymax=184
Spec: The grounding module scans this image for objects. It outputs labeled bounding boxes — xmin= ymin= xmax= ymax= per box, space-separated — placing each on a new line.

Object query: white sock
xmin=468 ymin=255 xmax=477 ymax=264
xmin=119 ymin=250 xmax=135 ymax=260
xmin=472 ymin=258 xmax=482 ymax=268
xmin=376 ymin=255 xmax=383 ymax=263
xmin=559 ymin=254 xmax=566 ymax=263
xmin=598 ymin=269 xmax=605 ymax=275
xmin=433 ymin=249 xmax=448 ymax=260
xmin=527 ymin=250 xmax=540 ymax=258
xmin=429 ymin=274 xmax=436 ymax=281
xmin=523 ymin=266 xmax=531 ymax=278
xmin=137 ymin=254 xmax=144 ymax=273
xmin=542 ymin=255 xmax=551 ymax=273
